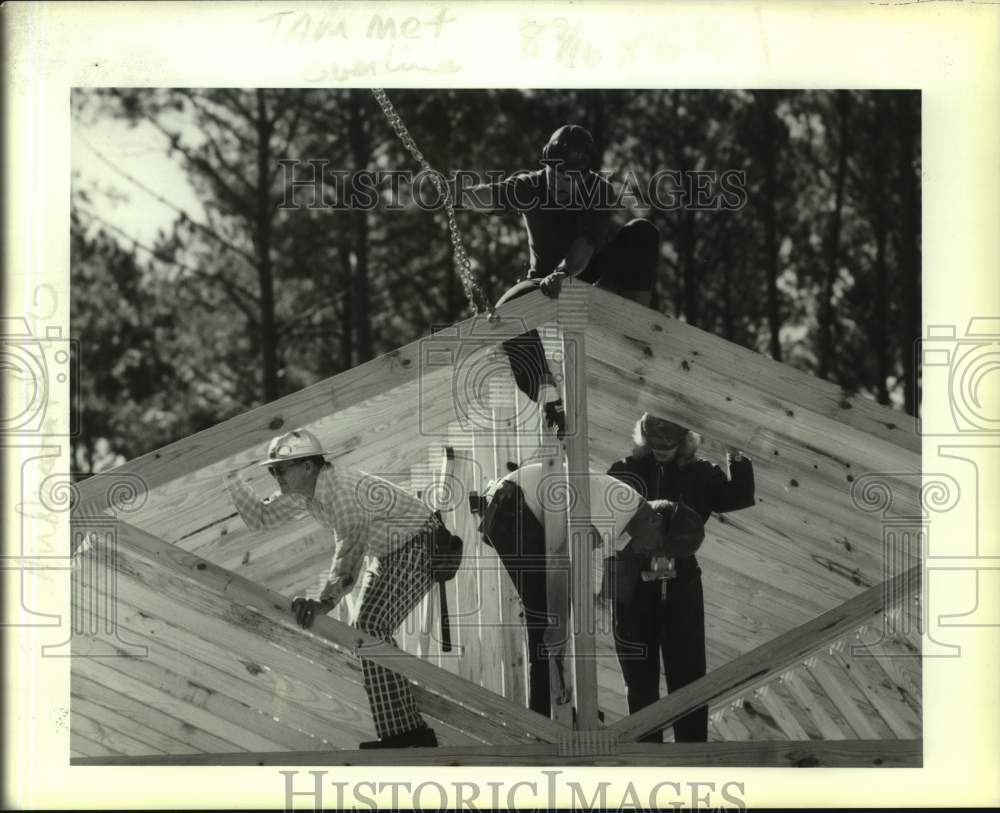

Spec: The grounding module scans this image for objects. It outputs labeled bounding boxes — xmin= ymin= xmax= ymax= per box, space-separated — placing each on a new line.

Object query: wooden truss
xmin=70 ymin=284 xmax=923 ymax=766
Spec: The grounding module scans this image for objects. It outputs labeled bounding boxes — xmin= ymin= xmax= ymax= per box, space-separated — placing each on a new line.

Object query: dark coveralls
xmin=606 ymin=453 xmax=755 ymax=742
xmin=473 ymin=169 xmax=660 ymax=402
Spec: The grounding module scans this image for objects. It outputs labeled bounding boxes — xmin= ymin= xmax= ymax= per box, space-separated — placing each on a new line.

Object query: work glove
xmin=539 ymin=270 xmax=567 ymax=298
xmin=291 ymin=596 xmax=337 ymax=629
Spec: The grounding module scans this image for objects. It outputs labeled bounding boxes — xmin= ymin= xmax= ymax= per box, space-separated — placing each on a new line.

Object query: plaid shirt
xmin=226 ymin=466 xmax=435 ymax=601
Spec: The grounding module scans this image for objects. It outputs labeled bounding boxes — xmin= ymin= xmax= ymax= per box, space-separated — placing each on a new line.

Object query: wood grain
xmin=77 ymin=292 xmax=557 ymax=515
xmin=72 ymin=738 xmax=922 ymax=767
xmin=608 ymin=566 xmax=919 ymax=742
xmin=98 ymin=519 xmax=570 ymax=742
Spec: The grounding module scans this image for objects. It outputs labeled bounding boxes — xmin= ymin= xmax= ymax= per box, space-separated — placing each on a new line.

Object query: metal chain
xmin=371 ymin=88 xmax=494 ymax=316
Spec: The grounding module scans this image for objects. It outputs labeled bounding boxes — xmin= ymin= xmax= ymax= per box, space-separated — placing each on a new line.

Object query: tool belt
xmin=429 ymin=510 xmax=464 ymax=583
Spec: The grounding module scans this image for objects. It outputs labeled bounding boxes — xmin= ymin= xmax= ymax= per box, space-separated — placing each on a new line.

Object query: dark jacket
xmin=605 ymin=452 xmax=755 ymax=603
xmin=478 ymin=479 xmax=550 ymax=624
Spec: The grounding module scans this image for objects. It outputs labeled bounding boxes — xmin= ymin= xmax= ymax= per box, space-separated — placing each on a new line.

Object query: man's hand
xmin=291 ymin=596 xmax=337 ymax=629
xmin=726 ymin=447 xmax=746 ymax=462
xmin=539 ymin=271 xmax=567 ymax=299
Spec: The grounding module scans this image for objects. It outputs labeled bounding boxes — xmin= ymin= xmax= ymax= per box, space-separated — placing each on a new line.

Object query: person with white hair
xmin=605 ymin=413 xmax=756 ymax=742
xmin=224 ymin=428 xmax=443 ymax=749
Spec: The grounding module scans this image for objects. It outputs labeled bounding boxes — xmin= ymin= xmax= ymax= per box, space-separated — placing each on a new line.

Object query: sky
xmin=71 ymin=115 xmax=204 ymax=249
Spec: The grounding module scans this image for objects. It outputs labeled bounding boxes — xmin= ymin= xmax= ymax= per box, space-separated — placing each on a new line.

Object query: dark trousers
xmin=497 ymin=218 xmax=659 ymax=402
xmin=479 ymin=481 xmax=553 ymax=717
xmin=612 ymin=567 xmax=708 ymax=743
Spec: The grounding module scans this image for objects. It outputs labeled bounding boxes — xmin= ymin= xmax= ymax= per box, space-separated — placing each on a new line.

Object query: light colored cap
xmin=257 ymin=428 xmax=327 ymax=465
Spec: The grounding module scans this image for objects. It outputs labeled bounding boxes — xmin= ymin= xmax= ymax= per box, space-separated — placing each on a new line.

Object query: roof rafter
xmin=73 ymin=738 xmax=921 ymax=767
xmin=88 ymin=518 xmax=569 ymax=743
xmin=76 ymin=292 xmax=558 ymax=514
xmin=607 ymin=565 xmax=919 ymax=742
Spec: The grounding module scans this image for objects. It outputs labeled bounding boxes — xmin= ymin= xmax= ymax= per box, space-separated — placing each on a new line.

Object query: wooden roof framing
xmin=71 ymin=283 xmax=923 ymax=766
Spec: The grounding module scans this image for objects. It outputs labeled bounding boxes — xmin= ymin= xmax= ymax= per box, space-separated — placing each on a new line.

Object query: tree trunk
xmin=895 ymin=92 xmax=921 ymax=417
xmin=348 ymin=89 xmax=373 ymax=363
xmin=818 ymin=91 xmax=851 ymax=380
xmin=680 ymin=209 xmax=699 ymax=327
xmin=254 ymin=89 xmax=280 ymax=403
xmin=338 ymin=239 xmax=353 ymax=370
xmin=722 ymin=254 xmax=737 ymax=342
xmin=756 ymin=91 xmax=783 ymax=361
xmin=871 ymin=97 xmax=891 ymax=405
xmin=587 ymin=89 xmax=608 ymax=167
xmin=446 ymin=245 xmax=457 ymax=323
xmin=672 ymin=91 xmax=699 ymax=327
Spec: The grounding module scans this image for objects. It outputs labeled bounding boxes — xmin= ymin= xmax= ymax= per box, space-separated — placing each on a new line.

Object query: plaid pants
xmin=355 ymin=531 xmax=434 ymax=738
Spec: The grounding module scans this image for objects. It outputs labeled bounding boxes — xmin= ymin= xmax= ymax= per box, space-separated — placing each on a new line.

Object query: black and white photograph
xmin=68 ymin=83 xmax=925 ymax=764
xmin=4 ymin=2 xmax=999 ymax=810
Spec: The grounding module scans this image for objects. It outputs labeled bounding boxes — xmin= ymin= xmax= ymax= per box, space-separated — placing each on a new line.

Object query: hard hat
xmin=542 ymin=124 xmax=595 ymax=171
xmin=257 ymin=428 xmax=328 ymax=465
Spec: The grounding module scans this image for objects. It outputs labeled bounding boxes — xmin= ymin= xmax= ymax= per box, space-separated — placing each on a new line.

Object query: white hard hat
xmin=257 ymin=428 xmax=328 ymax=465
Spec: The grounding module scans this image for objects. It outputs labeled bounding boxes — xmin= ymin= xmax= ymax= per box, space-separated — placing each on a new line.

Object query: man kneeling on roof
xmin=465 ymin=124 xmax=660 ymax=439
xmin=225 ymin=428 xmax=443 ymax=749
xmin=478 ymin=460 xmax=705 ymax=718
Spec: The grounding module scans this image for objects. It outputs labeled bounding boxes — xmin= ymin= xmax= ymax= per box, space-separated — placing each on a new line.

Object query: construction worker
xmin=606 ymin=414 xmax=756 ymax=742
xmin=224 ymin=428 xmax=442 ymax=749
xmin=465 ymin=124 xmax=660 ymax=437
xmin=478 ymin=460 xmax=705 ymax=717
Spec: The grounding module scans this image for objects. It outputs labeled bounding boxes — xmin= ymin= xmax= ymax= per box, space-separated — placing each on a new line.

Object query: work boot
xmin=359 ymin=725 xmax=438 ymax=749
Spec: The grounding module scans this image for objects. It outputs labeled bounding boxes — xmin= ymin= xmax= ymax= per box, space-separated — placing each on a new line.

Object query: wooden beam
xmin=71 ymin=734 xmax=118 ymax=759
xmin=586 ymin=355 xmax=911 ymax=548
xmin=830 ymin=640 xmax=921 ymax=738
xmin=607 ymin=566 xmax=919 ymax=742
xmin=753 ymin=685 xmax=810 ymax=740
xmin=137 ymin=374 xmax=462 ymax=544
xmin=71 ymin=673 xmax=236 ymax=753
xmin=488 ymin=380 xmax=529 ymax=706
xmin=585 ymin=363 xmax=907 ymax=599
xmin=72 ymin=653 xmax=295 ymax=752
xmin=728 ymin=697 xmax=787 ymax=740
xmin=586 ymin=327 xmax=910 ymax=501
xmin=557 ymin=280 xmax=600 ymax=730
xmin=86 ymin=517 xmax=534 ymax=748
xmin=587 ymin=288 xmax=920 ymax=456
xmin=709 ymin=710 xmax=740 ymax=742
xmin=542 ymin=429 xmax=574 ymax=727
xmin=854 ymin=624 xmax=922 ymax=716
xmin=442 ymin=442 xmax=488 ymax=689
xmin=74 ymin=540 xmax=377 ymax=727
xmin=71 ymin=738 xmax=922 ymax=767
xmin=781 ymin=668 xmax=849 ymax=740
xmin=72 ymin=710 xmax=167 ymax=756
xmin=76 ymin=292 xmax=558 ymax=514
xmin=715 ymin=706 xmax=753 ymax=741
xmin=95 ymin=518 xmax=569 ymax=742
xmin=74 ymin=593 xmax=374 ymax=749
xmin=76 ymin=538 xmax=537 ymax=748
xmin=807 ymin=656 xmax=883 ymax=739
